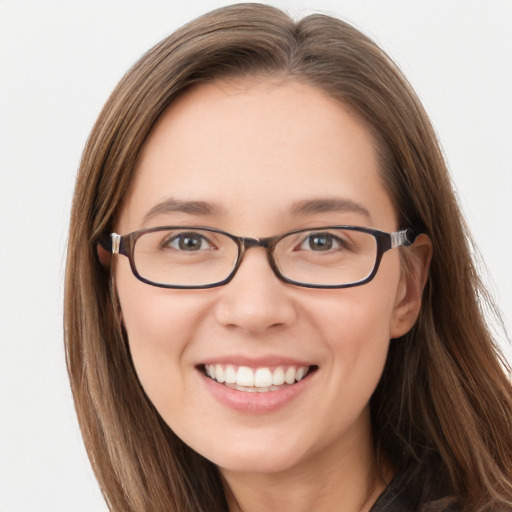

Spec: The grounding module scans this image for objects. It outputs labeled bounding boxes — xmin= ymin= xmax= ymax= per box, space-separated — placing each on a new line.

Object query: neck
xmin=221 ymin=413 xmax=389 ymax=512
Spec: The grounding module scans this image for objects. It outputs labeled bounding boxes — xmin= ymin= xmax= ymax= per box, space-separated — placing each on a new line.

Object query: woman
xmin=64 ymin=3 xmax=512 ymax=511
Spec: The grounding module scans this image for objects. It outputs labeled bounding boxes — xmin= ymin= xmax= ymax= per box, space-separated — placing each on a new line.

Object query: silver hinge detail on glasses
xmin=111 ymin=233 xmax=121 ymax=254
xmin=391 ymin=230 xmax=409 ymax=248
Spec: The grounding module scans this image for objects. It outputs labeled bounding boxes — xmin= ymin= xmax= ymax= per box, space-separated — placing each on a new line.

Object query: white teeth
xmin=236 ymin=366 xmax=255 ymax=387
xmin=295 ymin=367 xmax=305 ymax=381
xmin=225 ymin=383 xmax=257 ymax=392
xmin=225 ymin=365 xmax=236 ymax=384
xmin=284 ymin=367 xmax=296 ymax=385
xmin=272 ymin=367 xmax=285 ymax=385
xmin=254 ymin=368 xmax=273 ymax=388
xmin=215 ymin=364 xmax=225 ymax=383
xmin=205 ymin=364 xmax=311 ymax=392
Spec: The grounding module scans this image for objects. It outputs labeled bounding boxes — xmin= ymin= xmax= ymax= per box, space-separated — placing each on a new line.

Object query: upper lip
xmin=198 ymin=355 xmax=316 ymax=369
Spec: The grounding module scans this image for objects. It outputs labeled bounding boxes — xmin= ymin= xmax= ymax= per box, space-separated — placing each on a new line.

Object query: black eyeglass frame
xmin=98 ymin=225 xmax=418 ymax=290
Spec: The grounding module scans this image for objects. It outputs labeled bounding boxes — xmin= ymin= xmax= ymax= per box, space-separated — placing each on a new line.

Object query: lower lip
xmin=200 ymin=370 xmax=314 ymax=414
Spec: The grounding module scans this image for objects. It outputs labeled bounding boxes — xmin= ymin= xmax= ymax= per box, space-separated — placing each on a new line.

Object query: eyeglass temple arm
xmin=96 ymin=233 xmax=121 ymax=267
xmin=94 ymin=229 xmax=418 ymax=269
xmin=97 ymin=233 xmax=123 ymax=253
xmin=391 ymin=228 xmax=418 ymax=248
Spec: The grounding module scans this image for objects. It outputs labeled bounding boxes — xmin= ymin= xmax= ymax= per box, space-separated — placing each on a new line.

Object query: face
xmin=114 ymin=79 xmax=416 ymax=479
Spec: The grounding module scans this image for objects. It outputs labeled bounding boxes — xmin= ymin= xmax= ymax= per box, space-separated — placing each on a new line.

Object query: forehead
xmin=117 ymin=79 xmax=397 ymax=234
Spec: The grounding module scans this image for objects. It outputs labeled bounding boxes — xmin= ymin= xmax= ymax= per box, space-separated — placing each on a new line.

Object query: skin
xmin=114 ymin=79 xmax=431 ymax=512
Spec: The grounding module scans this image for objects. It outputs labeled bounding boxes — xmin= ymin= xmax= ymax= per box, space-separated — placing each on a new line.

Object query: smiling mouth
xmin=202 ymin=364 xmax=317 ymax=393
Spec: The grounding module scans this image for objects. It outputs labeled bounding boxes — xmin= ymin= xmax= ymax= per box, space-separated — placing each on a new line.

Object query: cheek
xmin=309 ymin=261 xmax=401 ymax=395
xmin=115 ymin=263 xmax=208 ymax=408
xmin=318 ymin=293 xmax=393 ymax=392
xmin=336 ymin=298 xmax=392 ymax=398
xmin=312 ymin=267 xmax=399 ymax=352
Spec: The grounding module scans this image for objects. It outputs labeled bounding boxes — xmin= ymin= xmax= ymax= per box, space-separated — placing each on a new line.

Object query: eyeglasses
xmin=99 ymin=226 xmax=417 ymax=289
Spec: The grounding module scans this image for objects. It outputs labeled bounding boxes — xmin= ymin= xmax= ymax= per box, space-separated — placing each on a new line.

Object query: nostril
xmin=214 ymin=266 xmax=297 ymax=333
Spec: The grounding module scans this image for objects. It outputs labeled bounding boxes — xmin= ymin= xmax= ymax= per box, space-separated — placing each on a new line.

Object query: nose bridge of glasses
xmin=236 ymin=236 xmax=280 ymax=278
xmin=240 ymin=236 xmax=273 ymax=250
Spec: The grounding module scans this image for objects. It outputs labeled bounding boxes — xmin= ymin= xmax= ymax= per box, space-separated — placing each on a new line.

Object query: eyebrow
xmin=289 ymin=198 xmax=372 ymax=220
xmin=143 ymin=197 xmax=372 ymax=225
xmin=143 ymin=198 xmax=226 ymax=224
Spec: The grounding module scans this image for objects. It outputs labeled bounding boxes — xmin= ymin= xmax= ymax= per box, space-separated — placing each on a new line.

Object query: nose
xmin=214 ymin=248 xmax=297 ymax=335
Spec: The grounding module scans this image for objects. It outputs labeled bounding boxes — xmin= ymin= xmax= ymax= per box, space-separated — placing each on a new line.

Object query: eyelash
xmin=296 ymin=232 xmax=349 ymax=252
xmin=163 ymin=232 xmax=214 ymax=251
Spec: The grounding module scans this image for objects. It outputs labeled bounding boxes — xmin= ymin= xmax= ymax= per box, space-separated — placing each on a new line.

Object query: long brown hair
xmin=64 ymin=4 xmax=512 ymax=511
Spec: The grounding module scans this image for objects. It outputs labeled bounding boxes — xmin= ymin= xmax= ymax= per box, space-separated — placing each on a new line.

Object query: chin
xmin=214 ymin=451 xmax=301 ymax=476
xmin=187 ymin=428 xmax=317 ymax=476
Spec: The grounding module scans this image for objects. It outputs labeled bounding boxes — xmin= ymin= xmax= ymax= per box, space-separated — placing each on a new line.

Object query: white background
xmin=0 ymin=1 xmax=511 ymax=511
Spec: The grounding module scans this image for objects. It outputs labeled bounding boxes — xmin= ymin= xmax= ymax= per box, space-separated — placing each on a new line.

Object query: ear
xmin=390 ymin=234 xmax=432 ymax=339
xmin=97 ymin=242 xmax=112 ymax=267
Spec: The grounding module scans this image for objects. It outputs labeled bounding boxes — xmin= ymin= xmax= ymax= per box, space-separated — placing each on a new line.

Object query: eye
xmin=165 ymin=232 xmax=212 ymax=251
xmin=298 ymin=232 xmax=344 ymax=252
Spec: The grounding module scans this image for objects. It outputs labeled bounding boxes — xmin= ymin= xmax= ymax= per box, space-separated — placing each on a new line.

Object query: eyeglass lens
xmin=132 ymin=228 xmax=379 ymax=287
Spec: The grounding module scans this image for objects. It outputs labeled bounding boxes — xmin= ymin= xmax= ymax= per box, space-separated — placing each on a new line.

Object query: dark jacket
xmin=370 ymin=475 xmax=459 ymax=512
